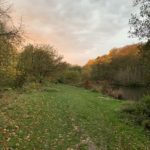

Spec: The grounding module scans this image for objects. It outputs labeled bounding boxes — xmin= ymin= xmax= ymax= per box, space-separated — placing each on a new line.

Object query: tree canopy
xmin=129 ymin=0 xmax=150 ymax=40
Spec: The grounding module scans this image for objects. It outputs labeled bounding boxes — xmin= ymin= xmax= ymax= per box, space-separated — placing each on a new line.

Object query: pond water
xmin=111 ymin=86 xmax=150 ymax=100
xmin=101 ymin=86 xmax=150 ymax=100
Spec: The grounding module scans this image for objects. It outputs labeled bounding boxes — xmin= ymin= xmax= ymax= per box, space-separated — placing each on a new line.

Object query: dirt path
xmin=69 ymin=113 xmax=97 ymax=150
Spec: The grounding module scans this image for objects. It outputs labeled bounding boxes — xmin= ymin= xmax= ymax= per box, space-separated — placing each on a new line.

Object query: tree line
xmin=0 ymin=0 xmax=150 ymax=90
xmin=0 ymin=0 xmax=70 ymax=89
xmin=82 ymin=42 xmax=150 ymax=87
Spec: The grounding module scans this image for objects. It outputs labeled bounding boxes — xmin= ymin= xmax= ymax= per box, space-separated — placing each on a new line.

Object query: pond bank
xmin=82 ymin=81 xmax=150 ymax=100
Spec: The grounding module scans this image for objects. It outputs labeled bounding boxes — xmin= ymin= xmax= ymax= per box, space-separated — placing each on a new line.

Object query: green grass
xmin=0 ymin=84 xmax=150 ymax=150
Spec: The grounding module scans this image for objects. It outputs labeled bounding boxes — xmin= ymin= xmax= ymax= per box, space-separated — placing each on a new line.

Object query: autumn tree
xmin=0 ymin=0 xmax=23 ymax=88
xmin=129 ymin=0 xmax=150 ymax=85
xmin=17 ymin=44 xmax=64 ymax=84
xmin=0 ymin=37 xmax=17 ymax=87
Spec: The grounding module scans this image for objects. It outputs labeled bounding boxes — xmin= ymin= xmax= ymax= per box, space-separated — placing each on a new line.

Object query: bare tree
xmin=129 ymin=0 xmax=150 ymax=40
xmin=0 ymin=0 xmax=23 ymax=43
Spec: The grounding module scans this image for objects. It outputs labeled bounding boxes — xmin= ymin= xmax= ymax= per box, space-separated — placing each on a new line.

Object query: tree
xmin=57 ymin=64 xmax=82 ymax=84
xmin=139 ymin=40 xmax=150 ymax=84
xmin=0 ymin=37 xmax=17 ymax=87
xmin=0 ymin=0 xmax=22 ymax=43
xmin=129 ymin=0 xmax=150 ymax=40
xmin=81 ymin=66 xmax=92 ymax=81
xmin=0 ymin=0 xmax=23 ymax=88
xmin=129 ymin=0 xmax=150 ymax=85
xmin=17 ymin=44 xmax=64 ymax=83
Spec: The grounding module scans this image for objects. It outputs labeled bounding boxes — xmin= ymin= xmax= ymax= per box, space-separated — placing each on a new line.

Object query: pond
xmin=113 ymin=87 xmax=150 ymax=100
xmin=102 ymin=86 xmax=150 ymax=100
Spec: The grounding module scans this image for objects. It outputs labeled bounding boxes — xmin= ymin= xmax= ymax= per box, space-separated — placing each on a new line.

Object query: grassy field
xmin=0 ymin=84 xmax=150 ymax=150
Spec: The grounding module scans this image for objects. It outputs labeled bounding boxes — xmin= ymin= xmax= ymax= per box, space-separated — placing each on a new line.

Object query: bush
xmin=58 ymin=70 xmax=81 ymax=85
xmin=14 ymin=73 xmax=26 ymax=88
xmin=21 ymin=82 xmax=41 ymax=93
xmin=121 ymin=96 xmax=150 ymax=130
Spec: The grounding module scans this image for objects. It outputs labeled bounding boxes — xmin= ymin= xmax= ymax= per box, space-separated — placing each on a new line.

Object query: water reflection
xmin=102 ymin=85 xmax=150 ymax=100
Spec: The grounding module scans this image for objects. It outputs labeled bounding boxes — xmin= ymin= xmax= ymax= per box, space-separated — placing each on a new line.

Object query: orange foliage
xmin=85 ymin=44 xmax=140 ymax=66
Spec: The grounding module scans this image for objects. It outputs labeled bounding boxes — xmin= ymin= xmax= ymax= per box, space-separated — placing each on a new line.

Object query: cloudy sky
xmin=11 ymin=0 xmax=139 ymax=65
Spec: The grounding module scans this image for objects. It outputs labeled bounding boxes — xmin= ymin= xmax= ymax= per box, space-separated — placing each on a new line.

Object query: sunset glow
xmin=12 ymin=0 xmax=139 ymax=65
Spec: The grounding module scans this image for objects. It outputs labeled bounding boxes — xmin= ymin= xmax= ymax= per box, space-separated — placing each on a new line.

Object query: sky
xmin=11 ymin=0 xmax=139 ymax=65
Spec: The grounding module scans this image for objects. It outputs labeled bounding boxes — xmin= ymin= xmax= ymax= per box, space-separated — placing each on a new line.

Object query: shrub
xmin=121 ymin=96 xmax=150 ymax=130
xmin=21 ymin=82 xmax=41 ymax=93
xmin=82 ymin=80 xmax=93 ymax=89
xmin=14 ymin=73 xmax=26 ymax=88
xmin=58 ymin=70 xmax=81 ymax=85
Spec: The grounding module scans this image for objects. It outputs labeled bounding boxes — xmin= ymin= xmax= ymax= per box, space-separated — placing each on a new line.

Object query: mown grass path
xmin=0 ymin=84 xmax=150 ymax=150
